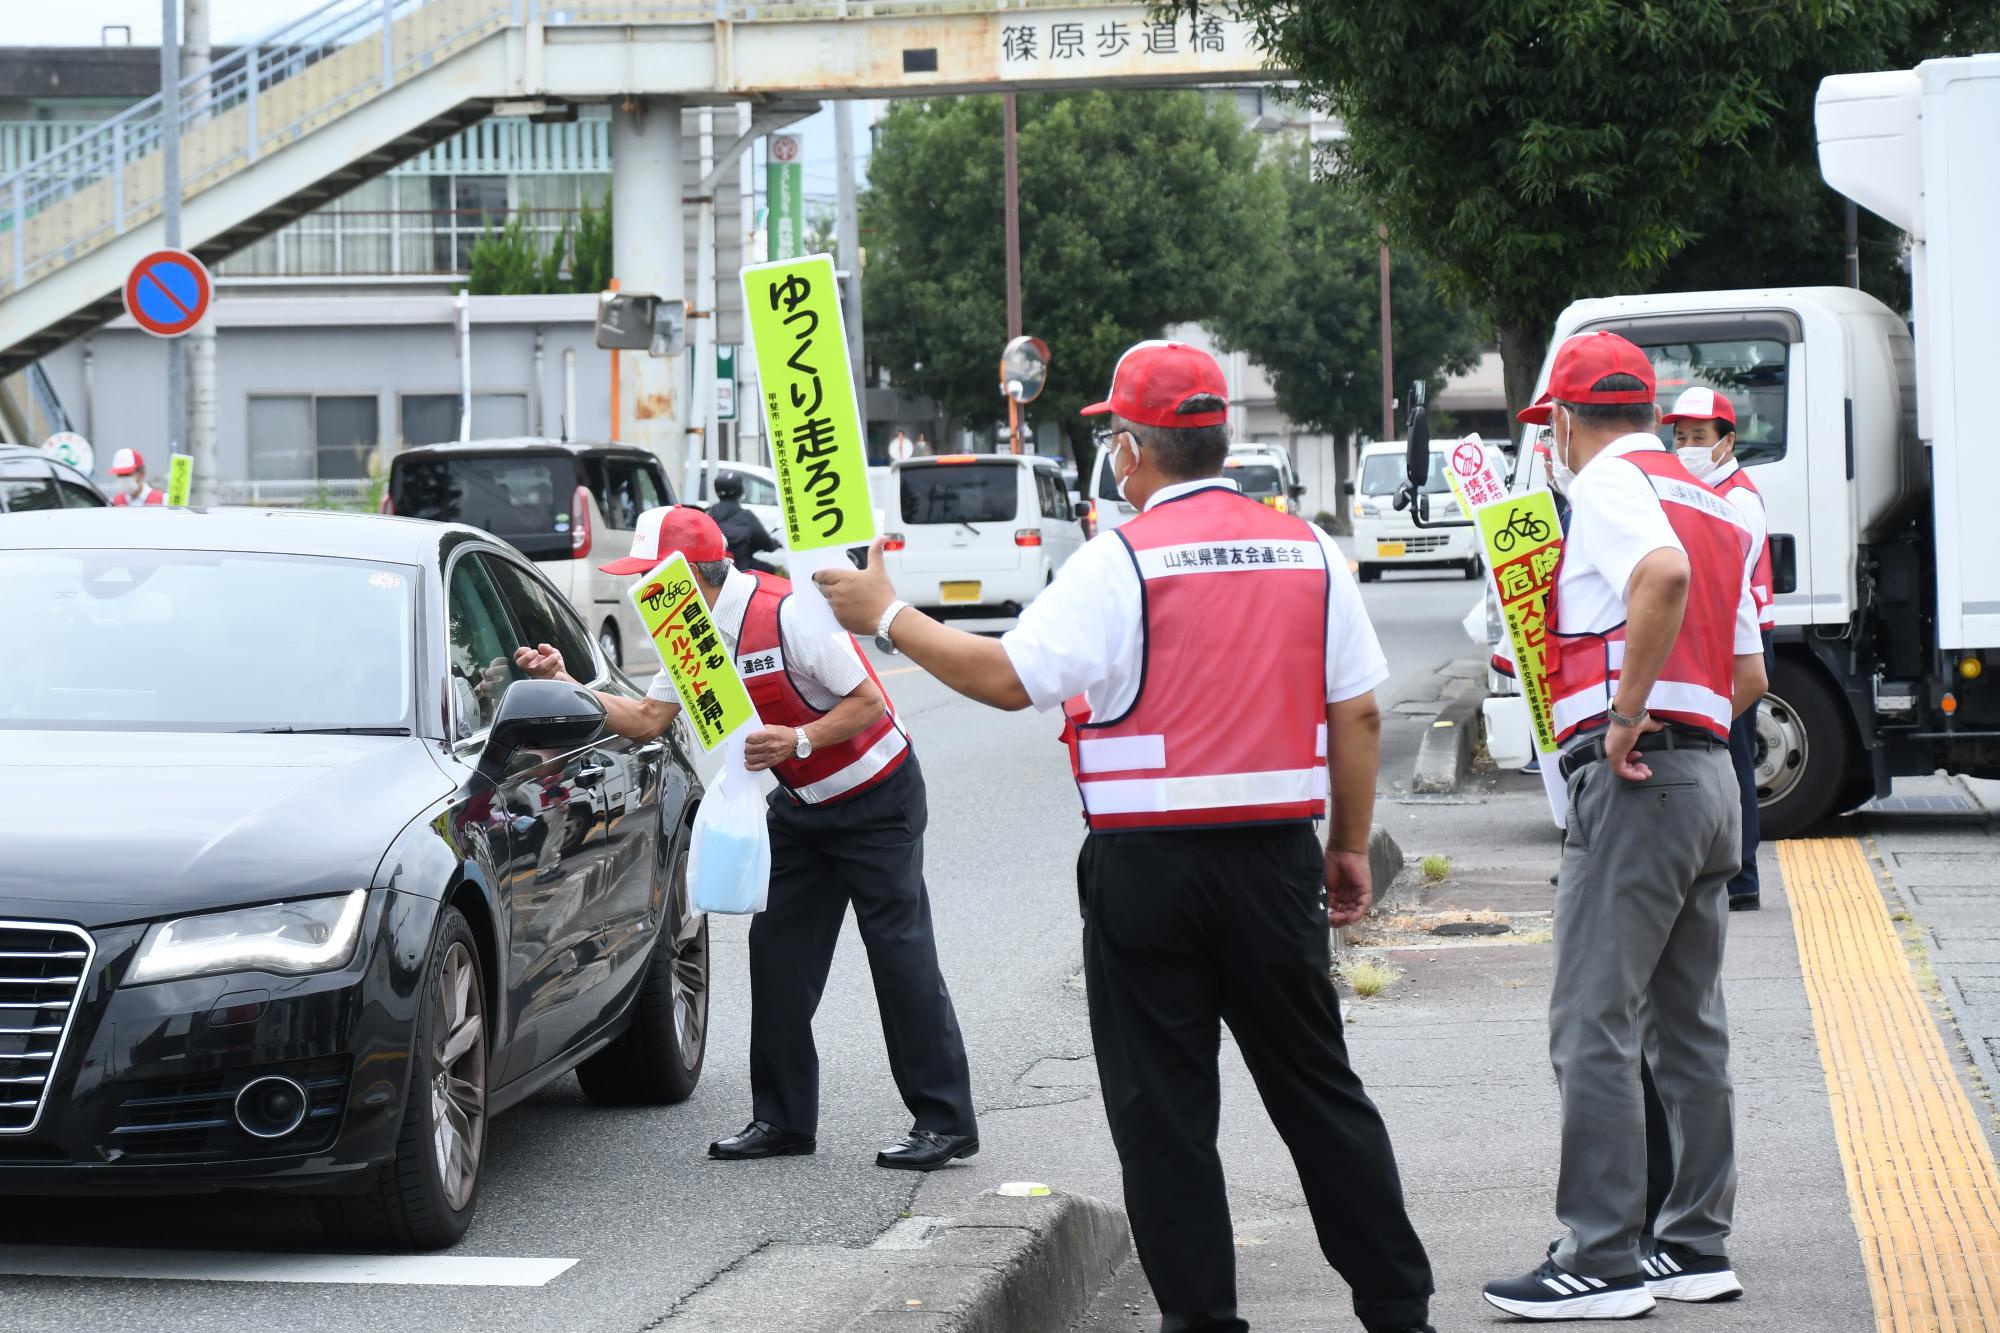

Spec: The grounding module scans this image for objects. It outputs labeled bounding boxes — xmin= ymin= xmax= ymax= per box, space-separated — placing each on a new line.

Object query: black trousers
xmin=1079 ymin=825 xmax=1434 ymax=1333
xmin=748 ymin=753 xmax=977 ymax=1137
xmin=1726 ymin=631 xmax=1776 ymax=900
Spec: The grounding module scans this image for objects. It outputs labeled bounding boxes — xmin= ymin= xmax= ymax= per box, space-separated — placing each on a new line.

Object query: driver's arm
xmin=513 ymin=643 xmax=679 ymax=742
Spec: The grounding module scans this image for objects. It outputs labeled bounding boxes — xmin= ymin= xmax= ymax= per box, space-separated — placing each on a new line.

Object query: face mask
xmin=1547 ymin=414 xmax=1577 ymax=496
xmin=1677 ymin=445 xmax=1719 ymax=481
xmin=1112 ymin=434 xmax=1139 ymax=504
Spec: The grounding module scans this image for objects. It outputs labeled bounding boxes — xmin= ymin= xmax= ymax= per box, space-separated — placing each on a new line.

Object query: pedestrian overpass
xmin=0 ymin=0 xmax=1276 ymax=386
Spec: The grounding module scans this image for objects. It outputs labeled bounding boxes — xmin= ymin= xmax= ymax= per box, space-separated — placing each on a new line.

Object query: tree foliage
xmin=1208 ymin=142 xmax=1482 ymax=450
xmin=861 ymin=90 xmax=1284 ymax=451
xmin=1196 ymin=0 xmax=1985 ymax=416
xmin=467 ymin=193 xmax=612 ymax=296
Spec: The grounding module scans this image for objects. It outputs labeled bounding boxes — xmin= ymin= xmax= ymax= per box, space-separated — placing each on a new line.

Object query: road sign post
xmin=124 ymin=250 xmax=213 ymax=339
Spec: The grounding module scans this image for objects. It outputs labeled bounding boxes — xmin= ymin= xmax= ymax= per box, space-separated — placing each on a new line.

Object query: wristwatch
xmin=1608 ymin=703 xmax=1650 ymax=729
xmin=875 ymin=600 xmax=911 ymax=655
xmin=793 ymin=728 xmax=814 ymax=760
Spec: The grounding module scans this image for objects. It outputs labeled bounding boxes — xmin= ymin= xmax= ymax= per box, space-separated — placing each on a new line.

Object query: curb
xmin=1410 ymin=685 xmax=1484 ymax=794
xmin=662 ymin=1189 xmax=1130 ymax=1331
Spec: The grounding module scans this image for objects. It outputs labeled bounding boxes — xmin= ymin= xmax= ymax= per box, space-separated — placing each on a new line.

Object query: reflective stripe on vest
xmin=1711 ymin=466 xmax=1776 ymax=629
xmin=736 ymin=570 xmax=909 ymax=805
xmin=1543 ymin=452 xmax=1751 ymax=743
xmin=1063 ymin=487 xmax=1329 ymax=831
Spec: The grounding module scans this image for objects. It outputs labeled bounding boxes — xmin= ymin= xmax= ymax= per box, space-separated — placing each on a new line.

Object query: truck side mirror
xmin=1768 ymin=534 xmax=1798 ymax=596
xmin=1341 ymin=480 xmax=1355 ymax=497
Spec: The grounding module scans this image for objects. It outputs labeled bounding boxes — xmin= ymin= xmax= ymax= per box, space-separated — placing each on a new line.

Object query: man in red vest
xmin=817 ymin=341 xmax=1436 ymax=1333
xmin=1480 ymin=333 xmax=1767 ymax=1319
xmin=513 ymin=505 xmax=977 ymax=1171
xmin=108 ymin=448 xmax=164 ymax=506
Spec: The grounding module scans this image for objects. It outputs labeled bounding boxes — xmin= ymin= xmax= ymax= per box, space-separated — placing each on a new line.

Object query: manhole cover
xmin=1428 ymin=920 xmax=1511 ymax=937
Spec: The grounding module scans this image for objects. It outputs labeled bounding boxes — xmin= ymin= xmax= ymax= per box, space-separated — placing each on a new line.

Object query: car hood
xmin=0 ymin=731 xmax=457 ymax=928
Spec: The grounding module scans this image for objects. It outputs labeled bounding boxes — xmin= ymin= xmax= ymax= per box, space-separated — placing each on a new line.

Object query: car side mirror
xmin=1073 ymin=500 xmax=1091 ymax=520
xmin=1341 ymin=480 xmax=1355 ymax=497
xmin=480 ymin=679 xmax=606 ymax=777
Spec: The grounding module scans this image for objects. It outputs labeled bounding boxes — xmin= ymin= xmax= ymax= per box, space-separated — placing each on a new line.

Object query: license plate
xmin=939 ymin=581 xmax=982 ymax=604
xmin=1376 ymin=541 xmax=1406 ymax=558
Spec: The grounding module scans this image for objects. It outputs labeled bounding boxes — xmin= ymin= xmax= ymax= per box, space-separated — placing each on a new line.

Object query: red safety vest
xmin=1062 ymin=486 xmax=1330 ymax=831
xmin=1544 ymin=451 xmax=1751 ymax=743
xmin=112 ymin=488 xmax=164 ymax=506
xmin=1709 ymin=463 xmax=1775 ymax=630
xmin=734 ymin=570 xmax=910 ymax=806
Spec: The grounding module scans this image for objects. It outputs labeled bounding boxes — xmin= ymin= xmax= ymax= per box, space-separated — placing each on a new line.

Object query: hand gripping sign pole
xmin=1441 ymin=434 xmax=1569 ymax=824
xmin=740 ymin=253 xmax=877 ymax=638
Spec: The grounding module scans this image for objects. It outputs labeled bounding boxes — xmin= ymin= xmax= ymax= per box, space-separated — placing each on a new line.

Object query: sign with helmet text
xmin=629 ymin=553 xmax=758 ymax=752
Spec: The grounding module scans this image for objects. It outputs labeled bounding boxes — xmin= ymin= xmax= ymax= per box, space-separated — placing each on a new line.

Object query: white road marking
xmin=0 ymin=1247 xmax=578 ymax=1286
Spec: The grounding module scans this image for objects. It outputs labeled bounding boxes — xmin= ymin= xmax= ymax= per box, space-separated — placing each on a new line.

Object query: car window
xmin=395 ymin=453 xmax=577 ymax=561
xmin=55 ymin=477 xmax=105 ymax=508
xmin=1036 ymin=469 xmax=1068 ymax=522
xmin=600 ymin=458 xmax=662 ymax=532
xmin=482 ymin=553 xmax=598 ymax=686
xmin=1359 ymin=451 xmax=1450 ymax=496
xmin=900 ymin=462 xmax=1022 ymax=526
xmin=446 ymin=554 xmax=527 ymax=742
xmin=721 ymin=469 xmax=777 ymax=507
xmin=0 ymin=458 xmax=60 ymax=513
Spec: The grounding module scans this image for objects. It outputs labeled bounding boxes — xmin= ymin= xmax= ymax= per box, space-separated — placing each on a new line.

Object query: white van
xmin=884 ymin=455 xmax=1088 ymax=616
xmin=1223 ymin=444 xmax=1306 ymax=513
xmin=1347 ymin=440 xmax=1483 ymax=582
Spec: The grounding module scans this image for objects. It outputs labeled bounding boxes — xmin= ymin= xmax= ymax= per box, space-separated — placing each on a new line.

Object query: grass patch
xmin=1420 ymin=854 xmax=1452 ymax=883
xmin=1346 ymin=958 xmax=1404 ymax=998
xmin=1513 ymin=928 xmax=1554 ymax=946
xmin=1893 ymin=911 xmax=1940 ymax=996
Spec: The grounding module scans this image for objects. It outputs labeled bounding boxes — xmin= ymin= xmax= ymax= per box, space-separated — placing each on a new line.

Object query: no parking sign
xmin=123 ymin=249 xmax=212 ymax=338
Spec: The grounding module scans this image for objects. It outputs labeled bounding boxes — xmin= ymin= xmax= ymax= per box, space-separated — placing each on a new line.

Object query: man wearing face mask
xmin=1482 ymin=333 xmax=1767 ymax=1320
xmin=1663 ymin=387 xmax=1773 ymax=911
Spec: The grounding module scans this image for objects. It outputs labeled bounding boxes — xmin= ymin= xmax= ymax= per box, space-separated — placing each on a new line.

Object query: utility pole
xmin=834 ymin=101 xmax=868 ymax=446
xmin=1003 ymin=93 xmax=1023 ymax=455
xmin=184 ymin=0 xmax=217 ymax=504
xmin=160 ymin=0 xmax=185 ymax=468
xmin=1377 ymin=222 xmax=1395 ymax=441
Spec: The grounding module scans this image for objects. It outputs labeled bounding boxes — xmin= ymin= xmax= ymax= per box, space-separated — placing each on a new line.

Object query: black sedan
xmin=0 ymin=508 xmax=709 ymax=1248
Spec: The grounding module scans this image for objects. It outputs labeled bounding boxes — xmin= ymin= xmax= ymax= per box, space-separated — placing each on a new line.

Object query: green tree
xmin=1195 ymin=0 xmax=1967 ymax=417
xmin=1209 ymin=143 xmax=1482 ymax=522
xmin=467 ymin=215 xmax=548 ymax=295
xmin=862 ymin=90 xmax=1285 ymax=454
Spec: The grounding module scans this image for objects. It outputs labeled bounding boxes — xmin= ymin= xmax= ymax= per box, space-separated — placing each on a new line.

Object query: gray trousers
xmin=1551 ymin=743 xmax=1740 ymax=1276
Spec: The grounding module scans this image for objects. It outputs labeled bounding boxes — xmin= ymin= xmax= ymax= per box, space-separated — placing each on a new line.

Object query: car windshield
xmin=1226 ymin=462 xmax=1283 ymax=496
xmin=1359 ymin=451 xmax=1451 ymax=496
xmin=900 ymin=462 xmax=1020 ymax=525
xmin=0 ymin=549 xmax=415 ymax=732
xmin=395 ymin=454 xmax=577 ymax=560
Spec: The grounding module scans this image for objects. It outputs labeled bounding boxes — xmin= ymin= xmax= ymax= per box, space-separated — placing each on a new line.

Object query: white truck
xmin=1477 ymin=53 xmax=1999 ymax=838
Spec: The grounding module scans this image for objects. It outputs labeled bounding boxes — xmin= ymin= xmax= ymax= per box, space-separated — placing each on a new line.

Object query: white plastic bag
xmin=687 ymin=739 xmax=770 ymax=915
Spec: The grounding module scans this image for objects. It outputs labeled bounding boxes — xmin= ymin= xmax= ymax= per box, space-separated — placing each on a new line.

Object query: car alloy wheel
xmin=430 ymin=939 xmax=486 ymax=1212
xmin=668 ymin=844 xmax=708 ymax=1068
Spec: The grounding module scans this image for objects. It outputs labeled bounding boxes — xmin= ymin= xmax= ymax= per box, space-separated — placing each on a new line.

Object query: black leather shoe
xmin=1728 ymin=893 xmax=1761 ymax=912
xmin=709 ymin=1120 xmax=815 ymax=1160
xmin=876 ymin=1129 xmax=978 ymax=1171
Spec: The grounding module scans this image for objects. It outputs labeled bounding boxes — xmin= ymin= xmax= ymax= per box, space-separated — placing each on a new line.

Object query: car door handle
xmin=634 ymin=741 xmax=665 ymax=760
xmin=573 ymin=764 xmax=605 ymax=788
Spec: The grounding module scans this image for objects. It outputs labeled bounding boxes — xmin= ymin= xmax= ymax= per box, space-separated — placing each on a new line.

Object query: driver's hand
xmin=515 ymin=643 xmax=568 ymax=682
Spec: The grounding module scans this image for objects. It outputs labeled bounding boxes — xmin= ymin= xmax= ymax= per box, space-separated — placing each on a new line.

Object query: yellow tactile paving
xmin=1780 ymin=837 xmax=2000 ymax=1333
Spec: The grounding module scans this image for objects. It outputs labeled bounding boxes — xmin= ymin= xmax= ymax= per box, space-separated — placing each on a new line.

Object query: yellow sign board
xmin=629 ymin=554 xmax=756 ymax=752
xmin=166 ymin=454 xmax=192 ymax=507
xmin=740 ymin=254 xmax=877 ymax=553
xmin=1475 ymin=493 xmax=1564 ymax=755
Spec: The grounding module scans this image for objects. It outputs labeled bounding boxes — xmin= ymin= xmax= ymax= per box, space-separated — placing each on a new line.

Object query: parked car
xmin=387 ymin=439 xmax=674 ymax=670
xmin=0 ymin=443 xmax=108 ymax=511
xmin=1224 ymin=444 xmax=1307 ymax=513
xmin=882 ymin=454 xmax=1088 ymax=616
xmin=1347 ymin=440 xmax=1483 ymax=582
xmin=0 ymin=507 xmax=707 ymax=1248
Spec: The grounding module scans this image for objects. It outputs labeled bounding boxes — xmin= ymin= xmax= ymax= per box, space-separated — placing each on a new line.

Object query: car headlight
xmin=1352 ymin=499 xmax=1383 ymax=518
xmin=126 ymin=891 xmax=368 ymax=985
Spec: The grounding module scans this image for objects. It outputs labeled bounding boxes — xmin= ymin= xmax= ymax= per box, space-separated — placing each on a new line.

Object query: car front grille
xmin=0 ymin=921 xmax=94 ymax=1135
xmin=1404 ymin=535 xmax=1452 ymax=554
xmin=108 ymin=1057 xmax=348 ymax=1161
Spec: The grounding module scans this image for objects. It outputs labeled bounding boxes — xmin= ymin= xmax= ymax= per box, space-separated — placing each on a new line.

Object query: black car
xmin=0 ymin=507 xmax=708 ymax=1248
xmin=0 ymin=443 xmax=108 ymax=511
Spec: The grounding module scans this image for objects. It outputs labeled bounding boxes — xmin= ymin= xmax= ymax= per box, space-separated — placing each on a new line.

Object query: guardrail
xmin=218 ymin=477 xmax=380 ymax=508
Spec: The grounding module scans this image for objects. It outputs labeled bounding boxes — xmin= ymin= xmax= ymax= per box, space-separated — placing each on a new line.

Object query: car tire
xmin=598 ymin=622 xmax=621 ymax=672
xmin=317 ymin=906 xmax=488 ymax=1250
xmin=577 ymin=832 xmax=708 ymax=1105
xmin=1464 ymin=556 xmax=1485 ymax=580
xmin=1357 ymin=564 xmax=1380 ymax=583
xmin=1757 ymin=654 xmax=1857 ymax=840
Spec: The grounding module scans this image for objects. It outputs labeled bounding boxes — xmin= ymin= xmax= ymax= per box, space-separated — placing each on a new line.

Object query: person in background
xmin=915 ymin=431 xmax=933 ymax=457
xmin=709 ymin=470 xmax=781 ymax=573
xmin=108 ymin=449 xmax=164 ymax=506
xmin=887 ymin=428 xmax=916 ymax=463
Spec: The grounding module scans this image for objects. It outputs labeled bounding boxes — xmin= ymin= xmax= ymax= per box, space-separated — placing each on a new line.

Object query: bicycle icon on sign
xmin=1491 ymin=506 xmax=1552 ymax=554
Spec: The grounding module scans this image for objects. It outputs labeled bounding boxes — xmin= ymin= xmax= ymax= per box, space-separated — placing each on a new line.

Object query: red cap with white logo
xmin=1081 ymin=341 xmax=1230 ymax=429
xmin=598 ymin=506 xmax=729 ymax=576
xmin=1516 ymin=331 xmax=1657 ymax=425
xmin=1660 ymin=386 xmax=1737 ymax=427
xmin=109 ymin=448 xmax=145 ymax=476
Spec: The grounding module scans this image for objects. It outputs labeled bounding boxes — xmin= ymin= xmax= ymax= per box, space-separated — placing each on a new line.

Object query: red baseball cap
xmin=109 ymin=448 xmax=145 ymax=476
xmin=598 ymin=505 xmax=728 ymax=576
xmin=1516 ymin=331 xmax=1657 ymax=424
xmin=1081 ymin=341 xmax=1230 ymax=430
xmin=1660 ymin=386 xmax=1737 ymax=427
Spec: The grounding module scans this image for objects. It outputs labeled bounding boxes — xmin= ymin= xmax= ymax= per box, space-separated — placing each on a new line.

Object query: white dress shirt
xmin=648 ymin=566 xmax=869 ymax=712
xmin=1001 ymin=477 xmax=1390 ymax=718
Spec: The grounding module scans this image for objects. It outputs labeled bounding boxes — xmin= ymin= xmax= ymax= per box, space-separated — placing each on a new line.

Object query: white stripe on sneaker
xmin=1661 ymin=1253 xmax=1682 ymax=1273
xmin=1542 ymin=1278 xmax=1572 ymax=1295
xmin=1585 ymin=1276 xmax=1608 ymax=1289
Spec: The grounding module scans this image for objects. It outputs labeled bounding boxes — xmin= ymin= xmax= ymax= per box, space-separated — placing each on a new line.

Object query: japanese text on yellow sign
xmin=630 ymin=554 xmax=756 ymax=751
xmin=166 ymin=454 xmax=192 ymax=507
xmin=741 ymin=254 xmax=877 ymax=553
xmin=1477 ymin=494 xmax=1564 ymax=755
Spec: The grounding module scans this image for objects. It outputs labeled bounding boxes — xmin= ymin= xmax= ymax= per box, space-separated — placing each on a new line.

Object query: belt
xmin=1558 ymin=724 xmax=1719 ymax=780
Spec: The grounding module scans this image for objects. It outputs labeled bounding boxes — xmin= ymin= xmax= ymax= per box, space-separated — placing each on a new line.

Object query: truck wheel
xmin=1757 ymin=655 xmax=1854 ymax=840
xmin=577 ymin=833 xmax=708 ymax=1104
xmin=1357 ymin=564 xmax=1380 ymax=584
xmin=1463 ymin=555 xmax=1484 ymax=580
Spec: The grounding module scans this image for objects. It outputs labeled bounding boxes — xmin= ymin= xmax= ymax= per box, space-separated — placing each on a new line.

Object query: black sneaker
xmin=1728 ymin=893 xmax=1760 ymax=911
xmin=1642 ymin=1240 xmax=1743 ymax=1302
xmin=1484 ymin=1255 xmax=1656 ymax=1320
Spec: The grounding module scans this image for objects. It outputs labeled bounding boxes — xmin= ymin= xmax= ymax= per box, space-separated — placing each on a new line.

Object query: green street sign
xmin=767 ymin=135 xmax=803 ymax=262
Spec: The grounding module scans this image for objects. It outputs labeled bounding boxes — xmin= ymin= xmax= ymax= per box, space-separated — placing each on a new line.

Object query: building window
xmin=399 ymin=393 xmax=530 ymax=448
xmin=433 ymin=176 xmax=509 ymax=273
xmin=248 ymin=394 xmax=380 ymax=481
